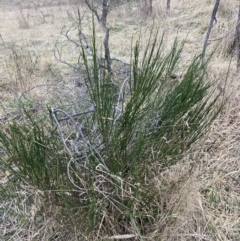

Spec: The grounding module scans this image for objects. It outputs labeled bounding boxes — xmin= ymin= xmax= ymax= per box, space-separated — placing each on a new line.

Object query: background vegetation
xmin=0 ymin=0 xmax=239 ymax=240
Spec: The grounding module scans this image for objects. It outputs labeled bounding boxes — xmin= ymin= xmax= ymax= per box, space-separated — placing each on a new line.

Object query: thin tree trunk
xmin=100 ymin=0 xmax=109 ymax=29
xmin=201 ymin=0 xmax=220 ymax=67
xmin=84 ymin=0 xmax=110 ymax=29
xmin=236 ymin=3 xmax=240 ymax=69
xmin=167 ymin=0 xmax=170 ymax=10
xmin=149 ymin=0 xmax=152 ymax=14
xmin=104 ymin=28 xmax=112 ymax=73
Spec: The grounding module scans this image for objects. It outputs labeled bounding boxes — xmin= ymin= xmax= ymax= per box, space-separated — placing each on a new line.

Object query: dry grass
xmin=1 ymin=0 xmax=240 ymax=240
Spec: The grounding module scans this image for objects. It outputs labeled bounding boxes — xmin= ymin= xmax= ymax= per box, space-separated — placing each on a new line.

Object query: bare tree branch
xmin=83 ymin=0 xmax=111 ymax=29
xmin=209 ymin=20 xmax=240 ymax=42
xmin=84 ymin=0 xmax=101 ymax=22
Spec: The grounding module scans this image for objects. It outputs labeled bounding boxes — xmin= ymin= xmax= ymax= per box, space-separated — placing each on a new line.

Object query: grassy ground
xmin=0 ymin=0 xmax=240 ymax=240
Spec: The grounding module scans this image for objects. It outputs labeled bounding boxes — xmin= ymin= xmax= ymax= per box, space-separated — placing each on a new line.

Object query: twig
xmin=67 ymin=158 xmax=86 ymax=191
xmin=57 ymin=107 xmax=95 ymax=122
xmin=209 ymin=20 xmax=240 ymax=42
xmin=111 ymin=57 xmax=131 ymax=66
xmin=64 ymin=21 xmax=80 ymax=48
xmin=51 ymin=108 xmax=109 ymax=171
xmin=54 ymin=41 xmax=78 ymax=70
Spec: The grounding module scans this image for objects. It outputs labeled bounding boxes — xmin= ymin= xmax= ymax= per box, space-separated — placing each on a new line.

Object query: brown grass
xmin=1 ymin=0 xmax=240 ymax=240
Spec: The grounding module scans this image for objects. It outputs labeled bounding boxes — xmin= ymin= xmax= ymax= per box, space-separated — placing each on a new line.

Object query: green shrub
xmin=0 ymin=113 xmax=68 ymax=191
xmin=0 ymin=30 xmax=223 ymax=238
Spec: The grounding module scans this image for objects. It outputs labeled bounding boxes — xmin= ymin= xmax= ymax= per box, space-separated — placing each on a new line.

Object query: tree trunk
xmin=100 ymin=0 xmax=109 ymax=29
xmin=138 ymin=0 xmax=152 ymax=16
xmin=167 ymin=0 xmax=170 ymax=10
xmin=149 ymin=0 xmax=152 ymax=14
xmin=84 ymin=0 xmax=110 ymax=29
xmin=201 ymin=0 xmax=220 ymax=67
xmin=104 ymin=28 xmax=112 ymax=73
xmin=237 ymin=3 xmax=240 ymax=69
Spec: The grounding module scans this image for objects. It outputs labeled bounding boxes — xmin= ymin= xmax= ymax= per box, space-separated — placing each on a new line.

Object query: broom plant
xmin=0 ymin=27 xmax=223 ymax=238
